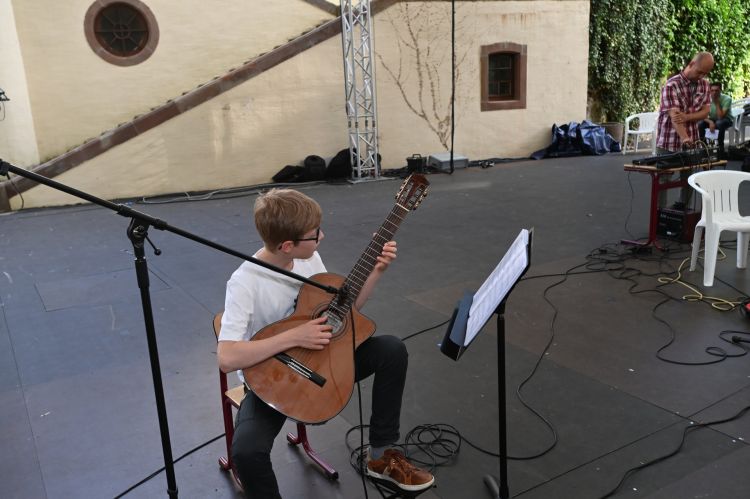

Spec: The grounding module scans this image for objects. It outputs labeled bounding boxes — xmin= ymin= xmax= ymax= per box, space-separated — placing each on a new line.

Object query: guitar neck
xmin=328 ymin=203 xmax=409 ymax=318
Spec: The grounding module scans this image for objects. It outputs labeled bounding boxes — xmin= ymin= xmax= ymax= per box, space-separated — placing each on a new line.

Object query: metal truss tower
xmin=340 ymin=0 xmax=380 ymax=181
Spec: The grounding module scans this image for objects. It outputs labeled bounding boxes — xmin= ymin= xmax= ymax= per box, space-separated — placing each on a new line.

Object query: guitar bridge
xmin=274 ymin=352 xmax=326 ymax=387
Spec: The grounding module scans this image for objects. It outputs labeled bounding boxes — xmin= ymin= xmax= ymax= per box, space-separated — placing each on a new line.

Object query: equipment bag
xmin=302 ymin=155 xmax=326 ymax=181
xmin=272 ymin=165 xmax=304 ymax=183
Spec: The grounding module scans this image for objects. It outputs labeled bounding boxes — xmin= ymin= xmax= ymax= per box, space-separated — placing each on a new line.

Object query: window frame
xmin=480 ymin=42 xmax=527 ymax=111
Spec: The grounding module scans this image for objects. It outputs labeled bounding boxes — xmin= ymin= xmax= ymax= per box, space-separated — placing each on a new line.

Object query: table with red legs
xmin=623 ymin=161 xmax=726 ymax=250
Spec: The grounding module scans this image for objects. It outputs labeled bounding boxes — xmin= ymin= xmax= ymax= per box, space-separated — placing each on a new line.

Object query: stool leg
xmin=287 ymin=423 xmax=339 ymax=480
xmin=219 ymin=397 xmax=234 ymax=471
xmin=218 ymin=372 xmax=234 ymax=472
xmin=217 ymin=378 xmax=243 ymax=491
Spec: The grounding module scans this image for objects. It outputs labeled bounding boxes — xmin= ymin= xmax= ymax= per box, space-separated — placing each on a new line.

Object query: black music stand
xmin=440 ymin=228 xmax=532 ymax=499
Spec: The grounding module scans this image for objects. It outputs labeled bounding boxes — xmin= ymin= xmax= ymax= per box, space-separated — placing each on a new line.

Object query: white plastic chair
xmin=622 ymin=112 xmax=658 ymax=154
xmin=728 ymin=98 xmax=750 ymax=146
xmin=728 ymin=106 xmax=749 ymax=146
xmin=727 ymin=107 xmax=745 ymax=146
xmin=688 ymin=170 xmax=750 ymax=286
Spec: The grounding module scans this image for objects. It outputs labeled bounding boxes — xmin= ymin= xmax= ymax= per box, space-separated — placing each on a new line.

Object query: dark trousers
xmin=698 ymin=117 xmax=733 ymax=152
xmin=231 ymin=335 xmax=408 ymax=499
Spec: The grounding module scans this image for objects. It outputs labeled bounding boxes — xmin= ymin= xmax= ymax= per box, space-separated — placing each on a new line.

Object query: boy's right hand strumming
xmin=289 ymin=316 xmax=333 ymax=350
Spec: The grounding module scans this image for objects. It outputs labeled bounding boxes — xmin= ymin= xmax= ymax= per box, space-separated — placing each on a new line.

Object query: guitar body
xmin=243 ymin=272 xmax=376 ymax=424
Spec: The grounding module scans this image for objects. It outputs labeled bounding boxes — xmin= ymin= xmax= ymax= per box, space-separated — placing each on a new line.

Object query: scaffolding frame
xmin=340 ymin=0 xmax=380 ymax=181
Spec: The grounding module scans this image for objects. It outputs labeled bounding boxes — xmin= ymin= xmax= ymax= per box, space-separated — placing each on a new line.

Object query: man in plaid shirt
xmin=655 ymin=52 xmax=714 ymax=209
xmin=656 ymin=52 xmax=714 ymax=153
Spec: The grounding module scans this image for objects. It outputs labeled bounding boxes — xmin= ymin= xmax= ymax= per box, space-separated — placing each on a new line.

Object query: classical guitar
xmin=243 ymin=174 xmax=429 ymax=424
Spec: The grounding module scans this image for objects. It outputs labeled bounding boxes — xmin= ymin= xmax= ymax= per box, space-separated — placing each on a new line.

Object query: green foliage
xmin=589 ymin=0 xmax=672 ymax=123
xmin=668 ymin=0 xmax=750 ymax=97
xmin=589 ymin=0 xmax=750 ymax=123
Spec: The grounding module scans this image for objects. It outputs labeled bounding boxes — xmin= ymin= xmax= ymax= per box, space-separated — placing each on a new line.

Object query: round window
xmin=84 ymin=0 xmax=159 ymax=66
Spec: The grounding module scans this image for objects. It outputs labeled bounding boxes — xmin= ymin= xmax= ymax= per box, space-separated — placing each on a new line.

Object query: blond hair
xmin=254 ymin=189 xmax=322 ymax=248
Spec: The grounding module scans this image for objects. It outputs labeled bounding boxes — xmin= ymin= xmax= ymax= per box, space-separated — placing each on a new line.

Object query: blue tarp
xmin=531 ymin=120 xmax=621 ymax=160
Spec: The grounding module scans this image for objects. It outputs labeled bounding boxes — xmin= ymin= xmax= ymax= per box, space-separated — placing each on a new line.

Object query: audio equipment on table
xmin=632 ymin=148 xmax=714 ymax=169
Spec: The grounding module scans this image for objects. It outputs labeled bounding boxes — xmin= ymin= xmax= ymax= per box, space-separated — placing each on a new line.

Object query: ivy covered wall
xmin=589 ymin=0 xmax=750 ymax=123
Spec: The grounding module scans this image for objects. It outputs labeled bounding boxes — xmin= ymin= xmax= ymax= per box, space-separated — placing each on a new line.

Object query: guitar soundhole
xmin=328 ymin=315 xmax=346 ymax=337
xmin=313 ymin=305 xmax=347 ymax=337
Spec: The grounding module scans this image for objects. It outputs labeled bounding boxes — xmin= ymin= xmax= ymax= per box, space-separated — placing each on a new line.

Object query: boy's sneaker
xmin=366 ymin=449 xmax=435 ymax=492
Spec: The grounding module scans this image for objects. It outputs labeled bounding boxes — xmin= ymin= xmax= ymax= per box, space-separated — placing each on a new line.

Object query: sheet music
xmin=465 ymin=229 xmax=530 ymax=345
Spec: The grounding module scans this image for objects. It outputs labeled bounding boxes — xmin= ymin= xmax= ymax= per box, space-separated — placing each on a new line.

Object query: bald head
xmin=684 ymin=51 xmax=714 ymax=81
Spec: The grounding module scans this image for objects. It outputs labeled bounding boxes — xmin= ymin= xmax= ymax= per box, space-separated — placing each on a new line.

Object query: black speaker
xmin=406 ymin=154 xmax=426 ymax=173
xmin=656 ymin=208 xmax=700 ymax=243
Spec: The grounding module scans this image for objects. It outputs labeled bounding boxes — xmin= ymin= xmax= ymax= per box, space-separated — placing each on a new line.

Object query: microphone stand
xmin=0 ymin=159 xmax=338 ymax=498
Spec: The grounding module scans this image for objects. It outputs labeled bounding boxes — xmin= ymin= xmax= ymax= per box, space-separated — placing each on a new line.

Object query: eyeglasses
xmin=293 ymin=227 xmax=321 ymax=244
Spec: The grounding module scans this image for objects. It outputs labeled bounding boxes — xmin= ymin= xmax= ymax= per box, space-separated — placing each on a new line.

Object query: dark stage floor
xmin=2 ymin=154 xmax=750 ymax=499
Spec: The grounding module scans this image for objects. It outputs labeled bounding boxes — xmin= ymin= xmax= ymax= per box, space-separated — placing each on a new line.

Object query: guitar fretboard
xmin=327 ymin=204 xmax=409 ymax=324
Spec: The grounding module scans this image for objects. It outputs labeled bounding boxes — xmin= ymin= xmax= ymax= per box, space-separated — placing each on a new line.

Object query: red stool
xmin=213 ymin=313 xmax=338 ymax=491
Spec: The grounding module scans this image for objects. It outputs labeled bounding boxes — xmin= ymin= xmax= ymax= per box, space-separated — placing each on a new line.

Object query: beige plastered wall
xmin=11 ymin=0 xmax=333 ymax=163
xmin=376 ymin=1 xmax=590 ymax=162
xmin=0 ymin=0 xmax=40 ymax=166
xmin=17 ymin=0 xmax=590 ymax=209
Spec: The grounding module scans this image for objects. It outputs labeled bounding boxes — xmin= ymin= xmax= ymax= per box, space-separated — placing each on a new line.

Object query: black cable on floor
xmin=135 ymin=180 xmax=329 ymax=205
xmin=598 ymin=404 xmax=750 ymax=498
xmin=381 ymin=237 xmax=749 ymax=467
xmin=585 ymin=242 xmax=750 ymax=366
xmin=112 ymin=433 xmax=225 ymax=498
xmin=401 ymin=318 xmax=450 ymax=342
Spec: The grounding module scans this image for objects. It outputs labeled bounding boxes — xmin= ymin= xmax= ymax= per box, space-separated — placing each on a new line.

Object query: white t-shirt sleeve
xmin=219 ymin=273 xmax=254 ymax=342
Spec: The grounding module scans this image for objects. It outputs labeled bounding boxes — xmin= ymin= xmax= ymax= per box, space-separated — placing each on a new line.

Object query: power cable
xmin=135 ymin=180 xmax=329 ymax=205
xmin=448 ymin=0 xmax=456 ymax=175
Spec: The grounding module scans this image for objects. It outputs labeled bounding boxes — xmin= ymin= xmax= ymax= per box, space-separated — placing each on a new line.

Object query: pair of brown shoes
xmin=366 ymin=449 xmax=435 ymax=492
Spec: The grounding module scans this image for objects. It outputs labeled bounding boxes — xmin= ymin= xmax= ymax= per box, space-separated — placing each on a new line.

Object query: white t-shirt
xmin=219 ymin=251 xmax=327 ymax=379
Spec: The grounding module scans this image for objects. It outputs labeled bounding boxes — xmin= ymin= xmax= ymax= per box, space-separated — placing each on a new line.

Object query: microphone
xmin=731 ymin=335 xmax=750 ymax=344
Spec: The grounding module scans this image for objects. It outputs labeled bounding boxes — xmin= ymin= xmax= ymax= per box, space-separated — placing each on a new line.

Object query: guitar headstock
xmin=395 ymin=174 xmax=429 ymax=211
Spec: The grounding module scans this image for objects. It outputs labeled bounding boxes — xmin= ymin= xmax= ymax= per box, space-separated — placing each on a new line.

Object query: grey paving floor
xmin=2 ymin=154 xmax=750 ymax=499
